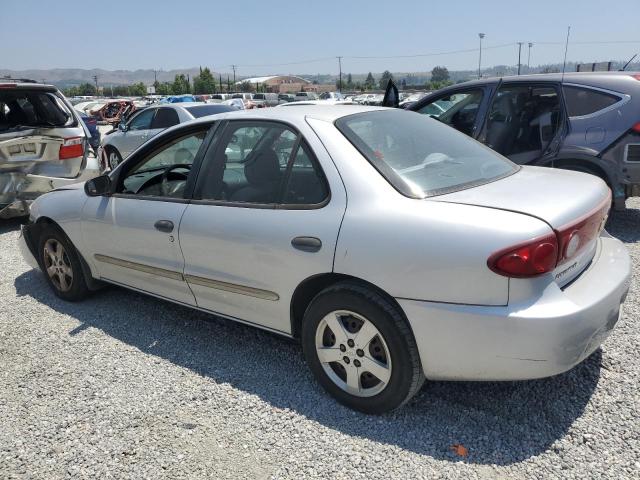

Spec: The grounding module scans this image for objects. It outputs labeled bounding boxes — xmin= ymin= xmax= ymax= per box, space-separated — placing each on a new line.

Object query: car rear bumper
xmin=0 ymin=155 xmax=99 ymax=219
xmin=399 ymin=232 xmax=631 ymax=381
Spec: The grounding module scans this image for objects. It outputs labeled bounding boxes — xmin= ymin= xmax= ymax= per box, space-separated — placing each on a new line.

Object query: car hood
xmin=432 ymin=166 xmax=610 ymax=229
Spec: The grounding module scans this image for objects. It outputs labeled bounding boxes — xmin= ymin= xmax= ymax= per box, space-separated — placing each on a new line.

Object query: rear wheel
xmin=301 ymin=282 xmax=424 ymax=414
xmin=38 ymin=225 xmax=90 ymax=301
xmin=106 ymin=147 xmax=122 ymax=170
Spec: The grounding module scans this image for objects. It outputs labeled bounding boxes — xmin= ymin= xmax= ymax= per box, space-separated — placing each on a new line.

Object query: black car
xmin=408 ymin=72 xmax=640 ymax=210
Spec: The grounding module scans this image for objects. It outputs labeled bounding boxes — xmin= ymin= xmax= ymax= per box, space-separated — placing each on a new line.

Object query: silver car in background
xmin=99 ymin=102 xmax=235 ymax=170
xmin=20 ymin=106 xmax=630 ymax=413
xmin=0 ymin=80 xmax=98 ymax=219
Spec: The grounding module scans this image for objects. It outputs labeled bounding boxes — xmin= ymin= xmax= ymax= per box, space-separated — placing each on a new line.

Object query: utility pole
xmin=517 ymin=42 xmax=523 ymax=75
xmin=478 ymin=33 xmax=485 ymax=79
xmin=92 ymin=75 xmax=98 ymax=96
xmin=231 ymin=65 xmax=237 ymax=86
xmin=527 ymin=43 xmax=533 ymax=71
xmin=337 ymin=56 xmax=343 ymax=92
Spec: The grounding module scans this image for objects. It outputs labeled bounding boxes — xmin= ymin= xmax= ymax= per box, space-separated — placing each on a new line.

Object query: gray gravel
xmin=1 ymin=201 xmax=639 ymax=480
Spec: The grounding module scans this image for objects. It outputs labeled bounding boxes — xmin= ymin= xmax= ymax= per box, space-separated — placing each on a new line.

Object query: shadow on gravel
xmin=0 ymin=217 xmax=26 ymax=235
xmin=607 ymin=206 xmax=640 ymax=243
xmin=14 ymin=269 xmax=602 ymax=466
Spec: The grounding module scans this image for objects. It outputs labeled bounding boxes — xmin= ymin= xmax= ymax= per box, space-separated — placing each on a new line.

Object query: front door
xmin=119 ymin=108 xmax=157 ymax=158
xmin=178 ymin=120 xmax=347 ymax=334
xmin=81 ymin=126 xmax=210 ymax=305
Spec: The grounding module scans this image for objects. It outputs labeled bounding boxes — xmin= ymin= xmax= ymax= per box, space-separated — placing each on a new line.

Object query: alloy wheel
xmin=43 ymin=239 xmax=73 ymax=292
xmin=314 ymin=310 xmax=392 ymax=397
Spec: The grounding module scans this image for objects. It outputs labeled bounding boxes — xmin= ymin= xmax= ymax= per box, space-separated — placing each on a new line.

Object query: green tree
xmin=156 ymin=82 xmax=172 ymax=95
xmin=171 ymin=74 xmax=191 ymax=95
xmin=430 ymin=66 xmax=449 ymax=83
xmin=364 ymin=72 xmax=375 ymax=90
xmin=193 ymin=67 xmax=216 ymax=94
xmin=346 ymin=73 xmax=353 ymax=89
xmin=378 ymin=70 xmax=393 ymax=90
xmin=129 ymin=82 xmax=147 ymax=96
xmin=238 ymin=81 xmax=253 ymax=92
xmin=77 ymin=82 xmax=96 ymax=96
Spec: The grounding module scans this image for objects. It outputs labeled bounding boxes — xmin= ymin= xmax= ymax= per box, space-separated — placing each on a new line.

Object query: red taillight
xmin=489 ymin=234 xmax=559 ymax=278
xmin=632 ymin=122 xmax=640 ymax=133
xmin=555 ymin=195 xmax=610 ymax=265
xmin=631 ymin=74 xmax=640 ymax=82
xmin=488 ymin=194 xmax=610 ymax=278
xmin=59 ymin=137 xmax=84 ymax=160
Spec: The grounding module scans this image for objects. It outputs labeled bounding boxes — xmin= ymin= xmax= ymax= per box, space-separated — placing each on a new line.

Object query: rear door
xmin=178 ymin=119 xmax=347 ymax=334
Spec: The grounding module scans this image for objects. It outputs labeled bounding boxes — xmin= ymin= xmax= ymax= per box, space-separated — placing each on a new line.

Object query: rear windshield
xmin=0 ymin=89 xmax=75 ymax=132
xmin=185 ymin=104 xmax=234 ymax=118
xmin=335 ymin=110 xmax=518 ymax=198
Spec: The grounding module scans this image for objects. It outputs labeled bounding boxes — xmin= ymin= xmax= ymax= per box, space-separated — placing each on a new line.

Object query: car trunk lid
xmin=433 ymin=166 xmax=611 ymax=286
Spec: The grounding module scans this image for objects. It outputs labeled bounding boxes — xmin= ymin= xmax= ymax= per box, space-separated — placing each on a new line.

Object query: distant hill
xmin=2 ymin=60 xmax=638 ymax=89
xmin=0 ymin=68 xmax=210 ymax=88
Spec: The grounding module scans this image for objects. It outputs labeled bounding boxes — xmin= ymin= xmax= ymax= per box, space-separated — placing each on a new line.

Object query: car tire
xmin=38 ymin=224 xmax=90 ymax=302
xmin=301 ymin=281 xmax=425 ymax=414
xmin=106 ymin=147 xmax=122 ymax=170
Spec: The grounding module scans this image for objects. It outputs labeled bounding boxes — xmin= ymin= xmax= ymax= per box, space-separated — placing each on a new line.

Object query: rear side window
xmin=0 ymin=90 xmax=74 ymax=132
xmin=563 ymin=86 xmax=620 ymax=117
xmin=151 ymin=108 xmax=179 ymax=129
xmin=184 ymin=105 xmax=233 ymax=118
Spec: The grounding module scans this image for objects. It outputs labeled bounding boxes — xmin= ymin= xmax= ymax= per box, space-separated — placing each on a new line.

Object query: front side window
xmin=416 ymin=89 xmax=484 ymax=136
xmin=563 ymin=85 xmax=620 ymax=117
xmin=197 ymin=122 xmax=328 ymax=205
xmin=336 ymin=110 xmax=517 ymax=198
xmin=120 ymin=130 xmax=207 ymax=198
xmin=127 ymin=109 xmax=155 ymax=131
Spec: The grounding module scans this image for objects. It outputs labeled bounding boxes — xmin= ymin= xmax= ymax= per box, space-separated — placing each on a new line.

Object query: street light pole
xmin=517 ymin=42 xmax=523 ymax=75
xmin=527 ymin=43 xmax=533 ymax=71
xmin=478 ymin=33 xmax=485 ymax=79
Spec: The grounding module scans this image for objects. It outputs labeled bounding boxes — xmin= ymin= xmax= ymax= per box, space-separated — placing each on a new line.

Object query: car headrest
xmin=244 ymin=149 xmax=280 ymax=186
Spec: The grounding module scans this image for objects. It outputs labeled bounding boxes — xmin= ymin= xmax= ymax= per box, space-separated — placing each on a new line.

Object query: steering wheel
xmin=160 ymin=163 xmax=192 ymax=197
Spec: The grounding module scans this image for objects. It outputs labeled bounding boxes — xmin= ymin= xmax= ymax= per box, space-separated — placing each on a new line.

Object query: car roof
xmin=173 ymin=104 xmax=388 ymax=129
xmin=442 ymin=71 xmax=640 ymax=88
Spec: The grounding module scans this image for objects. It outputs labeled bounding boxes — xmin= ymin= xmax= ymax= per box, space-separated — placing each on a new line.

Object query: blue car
xmin=78 ymin=111 xmax=101 ymax=151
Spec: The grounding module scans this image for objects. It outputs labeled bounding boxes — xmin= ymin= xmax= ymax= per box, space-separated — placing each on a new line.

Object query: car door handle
xmin=291 ymin=236 xmax=322 ymax=252
xmin=154 ymin=220 xmax=174 ymax=233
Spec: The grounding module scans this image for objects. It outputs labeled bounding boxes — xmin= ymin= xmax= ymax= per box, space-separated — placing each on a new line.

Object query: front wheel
xmin=107 ymin=147 xmax=122 ymax=170
xmin=301 ymin=282 xmax=425 ymax=414
xmin=38 ymin=225 xmax=90 ymax=301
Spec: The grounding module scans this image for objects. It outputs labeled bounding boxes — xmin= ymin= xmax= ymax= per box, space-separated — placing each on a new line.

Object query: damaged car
xmin=0 ymin=80 xmax=100 ymax=219
xmin=90 ymin=99 xmax=136 ymax=126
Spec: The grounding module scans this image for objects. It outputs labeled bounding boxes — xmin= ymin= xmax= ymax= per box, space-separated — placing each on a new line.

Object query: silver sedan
xmin=19 ymin=106 xmax=631 ymax=413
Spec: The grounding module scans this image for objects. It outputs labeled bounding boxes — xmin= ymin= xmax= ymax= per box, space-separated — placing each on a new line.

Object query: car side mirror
xmin=118 ymin=122 xmax=127 ymax=132
xmin=85 ymin=175 xmax=112 ymax=197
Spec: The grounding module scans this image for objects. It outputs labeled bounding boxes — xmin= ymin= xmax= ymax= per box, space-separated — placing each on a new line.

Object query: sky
xmin=2 ymin=0 xmax=639 ymax=75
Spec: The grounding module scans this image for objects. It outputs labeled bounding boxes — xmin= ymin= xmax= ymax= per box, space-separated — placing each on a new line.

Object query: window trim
xmin=562 ymin=83 xmax=630 ymax=120
xmin=192 ymin=119 xmax=331 ymax=210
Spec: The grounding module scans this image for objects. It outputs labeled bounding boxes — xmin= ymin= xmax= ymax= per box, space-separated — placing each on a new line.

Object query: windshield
xmin=335 ymin=110 xmax=518 ymax=198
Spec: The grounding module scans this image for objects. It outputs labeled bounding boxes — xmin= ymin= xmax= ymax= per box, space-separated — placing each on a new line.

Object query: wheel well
xmin=289 ymin=273 xmax=407 ymax=339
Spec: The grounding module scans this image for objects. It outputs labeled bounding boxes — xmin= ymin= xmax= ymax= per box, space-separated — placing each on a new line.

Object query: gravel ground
xmin=1 ymin=201 xmax=639 ymax=479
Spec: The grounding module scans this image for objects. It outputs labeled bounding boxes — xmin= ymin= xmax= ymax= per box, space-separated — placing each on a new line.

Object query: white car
xmin=20 ymin=106 xmax=630 ymax=413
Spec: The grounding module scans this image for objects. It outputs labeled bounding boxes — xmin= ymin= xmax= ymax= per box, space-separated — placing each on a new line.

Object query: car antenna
xmin=561 ymin=26 xmax=571 ymax=84
xmin=620 ymin=53 xmax=637 ymax=71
